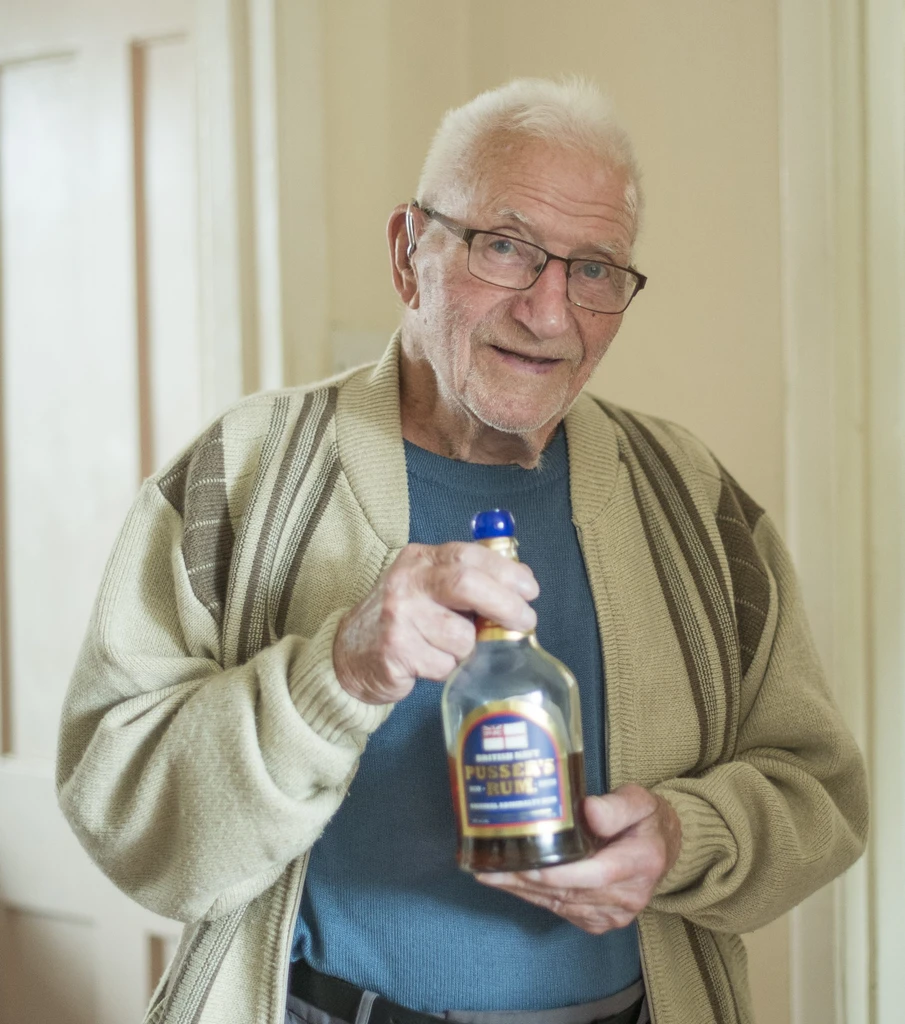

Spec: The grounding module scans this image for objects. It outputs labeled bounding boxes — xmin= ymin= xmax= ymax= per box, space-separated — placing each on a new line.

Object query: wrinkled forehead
xmin=443 ymin=134 xmax=638 ymax=252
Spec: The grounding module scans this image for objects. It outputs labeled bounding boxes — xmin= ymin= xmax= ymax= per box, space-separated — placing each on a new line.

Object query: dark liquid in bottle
xmin=448 ymin=751 xmax=590 ymax=873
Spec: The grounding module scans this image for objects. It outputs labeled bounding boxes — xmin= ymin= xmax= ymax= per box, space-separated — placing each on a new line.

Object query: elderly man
xmin=58 ymin=79 xmax=867 ymax=1024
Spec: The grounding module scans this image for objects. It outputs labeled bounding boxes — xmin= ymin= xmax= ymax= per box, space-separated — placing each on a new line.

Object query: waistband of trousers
xmin=289 ymin=959 xmax=645 ymax=1024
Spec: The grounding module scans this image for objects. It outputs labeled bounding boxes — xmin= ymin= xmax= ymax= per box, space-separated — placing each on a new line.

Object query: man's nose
xmin=510 ymin=258 xmax=572 ymax=339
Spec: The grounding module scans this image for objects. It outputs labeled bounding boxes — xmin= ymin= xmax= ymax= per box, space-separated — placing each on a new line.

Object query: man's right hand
xmin=332 ymin=542 xmax=539 ymax=705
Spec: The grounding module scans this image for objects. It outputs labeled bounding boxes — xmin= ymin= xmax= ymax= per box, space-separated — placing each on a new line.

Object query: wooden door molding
xmin=194 ymin=0 xmax=331 ymax=398
xmin=779 ymin=0 xmax=868 ymax=1021
xmin=863 ymin=0 xmax=905 ymax=1019
xmin=194 ymin=0 xmax=255 ymax=407
xmin=779 ymin=0 xmax=870 ymax=1016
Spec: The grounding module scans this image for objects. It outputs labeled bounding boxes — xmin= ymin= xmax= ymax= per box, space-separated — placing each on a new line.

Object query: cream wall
xmin=312 ymin=3 xmax=790 ymax=1022
xmin=320 ymin=1 xmax=785 ymax=518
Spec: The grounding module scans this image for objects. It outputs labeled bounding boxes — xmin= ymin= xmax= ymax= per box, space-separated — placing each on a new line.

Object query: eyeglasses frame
xmin=405 ymin=199 xmax=647 ymax=315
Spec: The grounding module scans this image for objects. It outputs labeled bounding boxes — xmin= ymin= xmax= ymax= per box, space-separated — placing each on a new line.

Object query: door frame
xmin=779 ymin=0 xmax=905 ymax=1020
xmin=194 ymin=0 xmax=330 ymax=400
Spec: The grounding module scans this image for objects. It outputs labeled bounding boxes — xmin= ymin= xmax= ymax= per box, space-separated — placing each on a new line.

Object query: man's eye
xmin=489 ymin=238 xmax=517 ymax=255
xmin=579 ymin=262 xmax=609 ymax=280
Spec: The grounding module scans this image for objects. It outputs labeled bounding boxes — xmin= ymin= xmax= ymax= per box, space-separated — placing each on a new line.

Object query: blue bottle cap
xmin=471 ymin=509 xmax=515 ymax=540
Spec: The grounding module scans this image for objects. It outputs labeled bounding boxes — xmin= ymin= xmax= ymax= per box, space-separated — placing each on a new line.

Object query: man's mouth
xmin=490 ymin=345 xmax=563 ymax=366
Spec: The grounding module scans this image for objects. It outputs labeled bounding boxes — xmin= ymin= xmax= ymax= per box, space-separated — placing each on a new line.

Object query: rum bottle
xmin=442 ymin=509 xmax=591 ymax=873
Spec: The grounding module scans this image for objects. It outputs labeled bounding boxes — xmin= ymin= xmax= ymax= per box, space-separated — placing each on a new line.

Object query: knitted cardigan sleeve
xmin=56 ymin=430 xmax=391 ymax=925
xmin=649 ymin=459 xmax=869 ymax=933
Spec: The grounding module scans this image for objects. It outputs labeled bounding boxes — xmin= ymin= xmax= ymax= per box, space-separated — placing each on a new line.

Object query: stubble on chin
xmin=464 ymin=358 xmax=573 ymax=436
xmin=418 ymin=298 xmax=584 ymax=435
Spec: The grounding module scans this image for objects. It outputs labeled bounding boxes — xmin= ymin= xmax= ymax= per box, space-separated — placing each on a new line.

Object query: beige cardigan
xmin=57 ymin=339 xmax=868 ymax=1024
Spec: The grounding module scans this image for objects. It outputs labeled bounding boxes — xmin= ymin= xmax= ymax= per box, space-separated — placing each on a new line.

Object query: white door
xmin=0 ymin=0 xmax=216 ymax=1019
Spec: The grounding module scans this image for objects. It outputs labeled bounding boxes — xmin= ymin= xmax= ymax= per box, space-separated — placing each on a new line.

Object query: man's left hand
xmin=476 ymin=784 xmax=682 ymax=934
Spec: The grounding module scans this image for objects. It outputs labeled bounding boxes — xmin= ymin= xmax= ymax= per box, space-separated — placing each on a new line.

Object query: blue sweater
xmin=292 ymin=427 xmax=641 ymax=1011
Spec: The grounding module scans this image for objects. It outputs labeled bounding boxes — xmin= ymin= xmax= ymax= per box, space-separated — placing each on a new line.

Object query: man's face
xmin=411 ymin=139 xmax=636 ymax=436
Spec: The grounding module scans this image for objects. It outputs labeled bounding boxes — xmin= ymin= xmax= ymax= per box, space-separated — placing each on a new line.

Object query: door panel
xmin=0 ymin=907 xmax=97 ymax=1024
xmin=0 ymin=1 xmax=208 ymax=1020
xmin=1 ymin=50 xmax=139 ymax=763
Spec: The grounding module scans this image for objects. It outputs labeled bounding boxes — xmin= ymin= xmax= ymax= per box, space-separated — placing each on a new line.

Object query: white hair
xmin=416 ymin=77 xmax=643 ymax=232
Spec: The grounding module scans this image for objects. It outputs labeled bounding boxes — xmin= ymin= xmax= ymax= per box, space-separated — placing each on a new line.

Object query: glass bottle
xmin=442 ymin=509 xmax=591 ymax=873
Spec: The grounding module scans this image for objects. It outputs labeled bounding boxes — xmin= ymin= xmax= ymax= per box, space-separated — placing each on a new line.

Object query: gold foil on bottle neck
xmin=477 ymin=536 xmax=519 ymax=560
xmin=476 ymin=625 xmax=531 ymax=642
xmin=475 ymin=535 xmax=530 ymax=641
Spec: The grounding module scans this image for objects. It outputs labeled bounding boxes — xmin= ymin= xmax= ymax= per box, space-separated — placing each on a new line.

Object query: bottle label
xmin=455 ymin=700 xmax=573 ymax=838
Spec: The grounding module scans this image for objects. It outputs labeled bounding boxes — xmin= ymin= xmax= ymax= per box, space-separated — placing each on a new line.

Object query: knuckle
xmin=378 ymin=598 xmax=402 ymax=632
xmin=406 ymin=541 xmax=432 ymax=560
xmin=614 ymin=909 xmax=636 ymax=929
xmin=395 ymin=542 xmax=418 ymax=563
xmin=382 ymin=577 xmax=404 ymax=605
xmin=450 ymin=541 xmax=474 ymax=561
xmin=629 ymin=783 xmax=657 ymax=812
xmin=639 ymin=845 xmax=665 ymax=877
xmin=382 ymin=569 xmax=410 ymax=602
xmin=381 ymin=615 xmax=410 ymax=654
xmin=623 ymin=892 xmax=647 ymax=916
xmin=446 ymin=565 xmax=470 ymax=594
xmin=569 ymin=905 xmax=603 ymax=933
xmin=387 ymin=544 xmax=433 ymax=585
xmin=452 ymin=620 xmax=476 ymax=655
xmin=439 ymin=541 xmax=471 ymax=565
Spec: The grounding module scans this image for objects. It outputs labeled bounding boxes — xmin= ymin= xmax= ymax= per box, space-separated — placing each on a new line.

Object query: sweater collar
xmin=335 ymin=330 xmax=621 ymax=548
xmin=564 ymin=391 xmax=621 ymax=530
xmin=335 ymin=331 xmax=410 ymax=551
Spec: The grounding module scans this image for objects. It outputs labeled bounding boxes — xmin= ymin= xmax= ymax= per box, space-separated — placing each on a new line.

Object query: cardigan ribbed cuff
xmin=650 ymin=786 xmax=731 ymax=896
xmin=288 ymin=608 xmax=394 ymax=745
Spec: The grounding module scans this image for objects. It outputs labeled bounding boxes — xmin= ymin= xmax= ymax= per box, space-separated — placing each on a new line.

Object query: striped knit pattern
xmin=150 ymin=910 xmax=247 ymax=1024
xmin=57 ymin=337 xmax=868 ymax=1024
xmin=684 ymin=920 xmax=743 ymax=1024
xmin=231 ymin=394 xmax=293 ymax=665
xmin=157 ymin=390 xmax=346 ymax=1024
xmin=601 ymin=404 xmax=744 ymax=772
xmin=158 ymin=420 xmax=234 ymax=627
xmin=714 ymin=469 xmax=770 ymax=680
xmin=229 ymin=388 xmax=339 ymax=666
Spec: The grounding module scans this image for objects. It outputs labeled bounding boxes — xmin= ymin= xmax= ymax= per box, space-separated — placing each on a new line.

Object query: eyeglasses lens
xmin=467 ymin=231 xmax=635 ymax=314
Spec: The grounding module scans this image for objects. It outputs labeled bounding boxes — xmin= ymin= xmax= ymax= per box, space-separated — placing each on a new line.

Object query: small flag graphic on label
xmin=482 ymin=721 xmax=529 ymax=751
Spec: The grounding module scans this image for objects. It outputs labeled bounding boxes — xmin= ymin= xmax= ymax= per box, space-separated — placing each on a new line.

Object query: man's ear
xmin=387 ymin=203 xmax=420 ymax=308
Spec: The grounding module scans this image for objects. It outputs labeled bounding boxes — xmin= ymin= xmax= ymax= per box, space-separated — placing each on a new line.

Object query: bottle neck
xmin=475 ymin=622 xmax=534 ymax=643
xmin=475 ymin=535 xmax=533 ymax=642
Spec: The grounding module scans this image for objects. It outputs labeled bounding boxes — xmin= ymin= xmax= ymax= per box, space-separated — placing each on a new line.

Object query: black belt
xmin=289 ymin=960 xmax=643 ymax=1024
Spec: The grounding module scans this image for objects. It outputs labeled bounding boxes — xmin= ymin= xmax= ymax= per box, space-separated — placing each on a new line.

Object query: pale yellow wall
xmin=322 ymin=0 xmax=784 ymax=514
xmin=318 ymin=3 xmax=789 ymax=1020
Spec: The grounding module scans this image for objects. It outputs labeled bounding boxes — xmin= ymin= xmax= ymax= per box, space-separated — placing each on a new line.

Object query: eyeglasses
xmin=408 ymin=200 xmax=646 ymax=315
